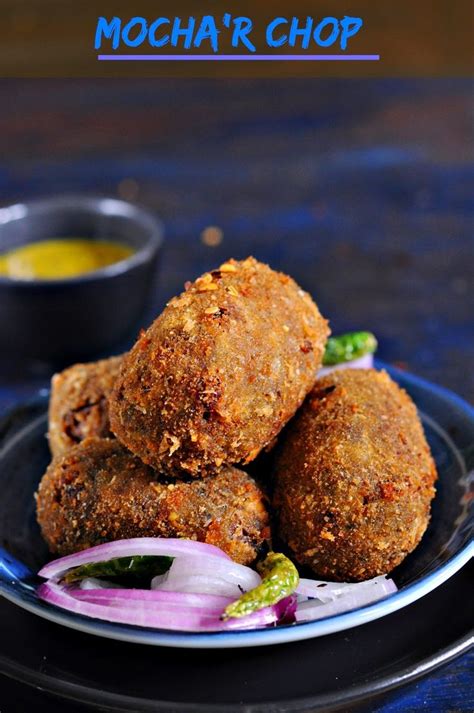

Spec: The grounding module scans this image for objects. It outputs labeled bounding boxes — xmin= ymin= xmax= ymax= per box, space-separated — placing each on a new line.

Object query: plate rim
xmin=0 ymin=364 xmax=473 ymax=650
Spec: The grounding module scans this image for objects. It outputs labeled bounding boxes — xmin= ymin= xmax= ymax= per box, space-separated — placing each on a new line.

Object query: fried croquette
xmin=36 ymin=437 xmax=270 ymax=566
xmin=273 ymin=369 xmax=437 ymax=581
xmin=109 ymin=257 xmax=329 ymax=477
xmin=48 ymin=355 xmax=123 ymax=458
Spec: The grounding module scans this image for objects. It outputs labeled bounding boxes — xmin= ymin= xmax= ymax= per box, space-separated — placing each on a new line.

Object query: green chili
xmin=323 ymin=331 xmax=378 ymax=366
xmin=223 ymin=552 xmax=299 ymax=620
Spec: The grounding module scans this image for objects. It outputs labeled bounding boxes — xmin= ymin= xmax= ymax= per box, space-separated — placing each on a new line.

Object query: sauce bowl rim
xmin=0 ymin=195 xmax=164 ymax=287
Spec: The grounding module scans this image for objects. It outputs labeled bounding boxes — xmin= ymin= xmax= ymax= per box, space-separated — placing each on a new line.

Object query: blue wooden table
xmin=0 ymin=78 xmax=472 ymax=710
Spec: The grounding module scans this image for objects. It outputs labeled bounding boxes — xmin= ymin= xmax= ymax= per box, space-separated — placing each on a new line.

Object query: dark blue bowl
xmin=0 ymin=196 xmax=163 ymax=362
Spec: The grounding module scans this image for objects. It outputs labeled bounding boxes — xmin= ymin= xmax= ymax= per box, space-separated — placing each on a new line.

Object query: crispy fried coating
xmin=36 ymin=437 xmax=270 ymax=565
xmin=48 ymin=356 xmax=123 ymax=458
xmin=273 ymin=369 xmax=437 ymax=581
xmin=109 ymin=257 xmax=329 ymax=477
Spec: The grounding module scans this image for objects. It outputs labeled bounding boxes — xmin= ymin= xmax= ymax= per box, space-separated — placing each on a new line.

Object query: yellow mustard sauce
xmin=0 ymin=239 xmax=134 ymax=280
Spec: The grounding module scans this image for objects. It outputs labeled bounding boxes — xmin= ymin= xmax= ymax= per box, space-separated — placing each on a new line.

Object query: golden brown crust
xmin=36 ymin=437 xmax=270 ymax=566
xmin=109 ymin=257 xmax=329 ymax=477
xmin=48 ymin=356 xmax=123 ymax=458
xmin=273 ymin=369 xmax=437 ymax=581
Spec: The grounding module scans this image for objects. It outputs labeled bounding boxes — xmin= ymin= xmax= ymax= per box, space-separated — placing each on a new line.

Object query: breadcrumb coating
xmin=109 ymin=257 xmax=329 ymax=477
xmin=273 ymin=369 xmax=437 ymax=581
xmin=48 ymin=356 xmax=123 ymax=458
xmin=36 ymin=437 xmax=270 ymax=566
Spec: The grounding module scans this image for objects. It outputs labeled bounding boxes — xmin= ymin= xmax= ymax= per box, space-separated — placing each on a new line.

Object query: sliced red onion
xmin=296 ymin=575 xmax=396 ymax=602
xmin=37 ymin=539 xmax=395 ymax=632
xmin=71 ymin=588 xmax=234 ymax=610
xmin=152 ymin=555 xmax=261 ymax=597
xmin=80 ymin=578 xmax=124 ymax=590
xmin=295 ymin=576 xmax=397 ymax=622
xmin=39 ymin=538 xmax=229 ymax=581
xmin=38 ymin=581 xmax=295 ymax=631
xmin=318 ymin=353 xmax=373 ymax=378
xmin=275 ymin=593 xmax=298 ymax=625
xmin=152 ymin=574 xmax=247 ymax=598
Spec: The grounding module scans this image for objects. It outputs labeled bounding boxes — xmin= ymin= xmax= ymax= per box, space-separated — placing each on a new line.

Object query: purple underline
xmin=98 ymin=54 xmax=380 ymax=61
